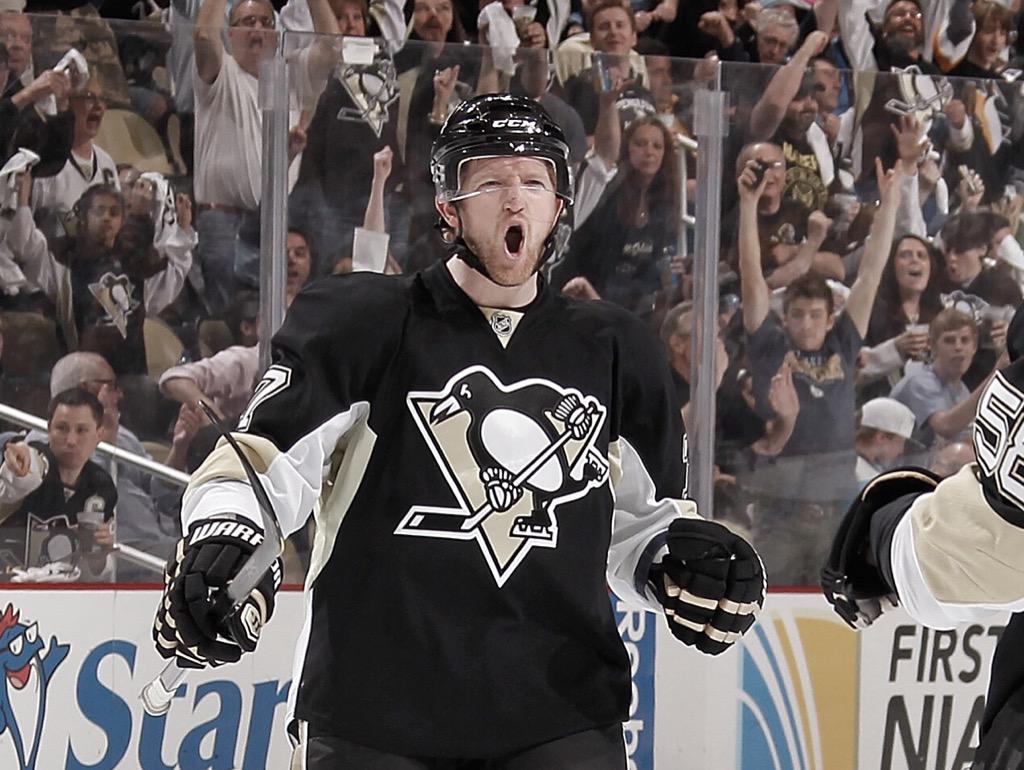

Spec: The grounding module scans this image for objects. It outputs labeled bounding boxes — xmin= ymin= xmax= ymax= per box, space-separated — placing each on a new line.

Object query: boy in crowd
xmin=891 ymin=308 xmax=1007 ymax=448
xmin=855 ymin=397 xmax=919 ymax=482
xmin=738 ymin=156 xmax=901 ymax=584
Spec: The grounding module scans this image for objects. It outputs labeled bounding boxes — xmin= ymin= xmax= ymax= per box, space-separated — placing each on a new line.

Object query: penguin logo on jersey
xmin=396 ymin=365 xmax=610 ymax=586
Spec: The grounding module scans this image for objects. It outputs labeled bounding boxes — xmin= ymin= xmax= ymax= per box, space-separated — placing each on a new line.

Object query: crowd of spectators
xmin=2 ymin=0 xmax=1024 ymax=587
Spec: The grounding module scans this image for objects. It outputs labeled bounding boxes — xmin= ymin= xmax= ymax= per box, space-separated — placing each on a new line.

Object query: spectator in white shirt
xmin=191 ymin=0 xmax=339 ymax=315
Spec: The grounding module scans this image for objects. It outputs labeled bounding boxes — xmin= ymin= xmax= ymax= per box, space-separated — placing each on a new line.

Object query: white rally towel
xmin=478 ymin=2 xmax=520 ymax=76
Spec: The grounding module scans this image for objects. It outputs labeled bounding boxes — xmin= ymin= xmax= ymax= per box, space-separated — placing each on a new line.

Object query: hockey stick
xmin=140 ymin=401 xmax=286 ymax=716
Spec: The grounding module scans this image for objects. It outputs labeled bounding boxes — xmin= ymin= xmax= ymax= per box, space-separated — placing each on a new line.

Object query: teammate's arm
xmin=823 ymin=359 xmax=1024 ymax=631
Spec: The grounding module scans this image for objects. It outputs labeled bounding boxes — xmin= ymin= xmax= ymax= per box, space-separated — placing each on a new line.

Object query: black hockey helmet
xmin=430 ymin=93 xmax=574 ymax=278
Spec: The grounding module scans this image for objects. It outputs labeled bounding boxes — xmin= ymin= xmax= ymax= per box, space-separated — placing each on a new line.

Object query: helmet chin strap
xmin=443 ymin=205 xmax=497 ymax=283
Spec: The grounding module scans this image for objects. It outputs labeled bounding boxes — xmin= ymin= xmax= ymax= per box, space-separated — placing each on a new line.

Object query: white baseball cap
xmin=860 ymin=398 xmax=917 ymax=441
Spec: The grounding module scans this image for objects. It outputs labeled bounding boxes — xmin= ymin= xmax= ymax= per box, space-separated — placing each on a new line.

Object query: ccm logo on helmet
xmin=491 ymin=118 xmax=535 ymax=128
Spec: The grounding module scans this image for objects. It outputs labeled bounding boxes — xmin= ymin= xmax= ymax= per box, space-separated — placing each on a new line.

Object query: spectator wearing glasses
xmin=723 ymin=142 xmax=838 ymax=290
xmin=748 ymin=7 xmax=800 ymax=65
xmin=0 ymin=41 xmax=77 ymax=307
xmin=191 ymin=0 xmax=339 ymax=315
xmin=0 ymin=352 xmax=180 ymax=577
xmin=809 ymin=55 xmax=846 ymax=148
xmin=817 ymin=0 xmax=943 ymax=186
xmin=822 ymin=0 xmax=939 ymax=74
xmin=30 ymin=75 xmax=119 ymax=236
xmin=0 ymin=43 xmax=73 ymax=176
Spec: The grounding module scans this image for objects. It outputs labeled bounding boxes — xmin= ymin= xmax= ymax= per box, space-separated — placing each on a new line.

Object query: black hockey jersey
xmin=183 ymin=261 xmax=693 ymax=756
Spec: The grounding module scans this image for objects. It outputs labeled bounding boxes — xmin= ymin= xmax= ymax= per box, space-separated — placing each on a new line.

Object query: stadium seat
xmin=95 ymin=109 xmax=173 ymax=175
xmin=143 ymin=317 xmax=185 ymax=379
xmin=141 ymin=440 xmax=172 ymax=464
xmin=197 ymin=319 xmax=234 ymax=358
xmin=0 ymin=311 xmax=61 ymax=377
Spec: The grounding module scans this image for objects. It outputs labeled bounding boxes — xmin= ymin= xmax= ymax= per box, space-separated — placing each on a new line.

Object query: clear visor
xmin=445 ymin=156 xmax=560 ymax=203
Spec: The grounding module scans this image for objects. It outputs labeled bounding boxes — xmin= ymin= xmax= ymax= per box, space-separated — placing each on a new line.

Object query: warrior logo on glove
xmin=152 ymin=518 xmax=283 ymax=669
xmin=396 ymin=365 xmax=610 ymax=587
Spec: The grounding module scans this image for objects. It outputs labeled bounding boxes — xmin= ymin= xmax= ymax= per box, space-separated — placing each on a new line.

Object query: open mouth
xmin=504 ymin=225 xmax=524 ymax=256
xmin=6 ymin=663 xmax=30 ymax=690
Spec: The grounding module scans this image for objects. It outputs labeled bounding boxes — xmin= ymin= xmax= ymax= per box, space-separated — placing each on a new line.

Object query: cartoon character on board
xmin=0 ymin=604 xmax=69 ymax=770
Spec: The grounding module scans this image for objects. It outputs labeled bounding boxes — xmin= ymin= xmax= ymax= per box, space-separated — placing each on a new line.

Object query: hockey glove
xmin=153 ymin=518 xmax=283 ymax=668
xmin=821 ymin=468 xmax=940 ymax=629
xmin=651 ymin=518 xmax=765 ymax=655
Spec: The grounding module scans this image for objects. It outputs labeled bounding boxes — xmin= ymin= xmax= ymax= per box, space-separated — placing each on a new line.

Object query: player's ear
xmin=435 ymin=199 xmax=460 ymax=232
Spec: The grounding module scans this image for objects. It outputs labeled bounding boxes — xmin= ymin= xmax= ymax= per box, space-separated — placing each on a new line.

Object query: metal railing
xmin=0 ymin=402 xmax=184 ymax=574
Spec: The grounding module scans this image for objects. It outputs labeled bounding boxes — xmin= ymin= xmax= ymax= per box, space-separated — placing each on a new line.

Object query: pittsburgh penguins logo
xmin=396 ymin=366 xmax=610 ymax=586
xmin=335 ymin=50 xmax=399 ymax=138
xmin=88 ymin=272 xmax=139 ymax=338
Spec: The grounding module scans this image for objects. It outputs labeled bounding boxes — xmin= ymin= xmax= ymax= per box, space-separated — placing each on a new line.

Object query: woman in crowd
xmin=859 ymin=234 xmax=945 ymax=399
xmin=553 ymin=115 xmax=681 ymax=319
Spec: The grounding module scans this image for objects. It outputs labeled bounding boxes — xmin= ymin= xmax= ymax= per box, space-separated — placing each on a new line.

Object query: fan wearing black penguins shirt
xmin=152 ymin=94 xmax=765 ymax=768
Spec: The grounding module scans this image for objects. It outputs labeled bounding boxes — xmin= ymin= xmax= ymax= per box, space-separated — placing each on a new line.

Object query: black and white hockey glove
xmin=821 ymin=468 xmax=940 ymax=629
xmin=153 ymin=518 xmax=283 ymax=668
xmin=651 ymin=518 xmax=765 ymax=655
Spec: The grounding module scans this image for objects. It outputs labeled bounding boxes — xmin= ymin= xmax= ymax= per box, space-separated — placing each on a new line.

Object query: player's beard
xmin=463 ymin=224 xmax=547 ymax=288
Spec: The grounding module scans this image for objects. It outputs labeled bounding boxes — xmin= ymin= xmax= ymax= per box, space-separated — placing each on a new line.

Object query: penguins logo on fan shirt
xmin=88 ymin=272 xmax=139 ymax=338
xmin=396 ymin=365 xmax=610 ymax=586
xmin=335 ymin=51 xmax=399 ymax=138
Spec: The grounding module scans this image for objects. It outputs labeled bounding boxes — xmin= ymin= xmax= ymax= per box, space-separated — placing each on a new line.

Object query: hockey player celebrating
xmin=821 ymin=309 xmax=1024 ymax=767
xmin=152 ymin=93 xmax=765 ymax=768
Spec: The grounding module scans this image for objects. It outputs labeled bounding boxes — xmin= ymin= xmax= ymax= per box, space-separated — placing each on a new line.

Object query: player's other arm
xmin=606 ymin=315 xmax=764 ymax=655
